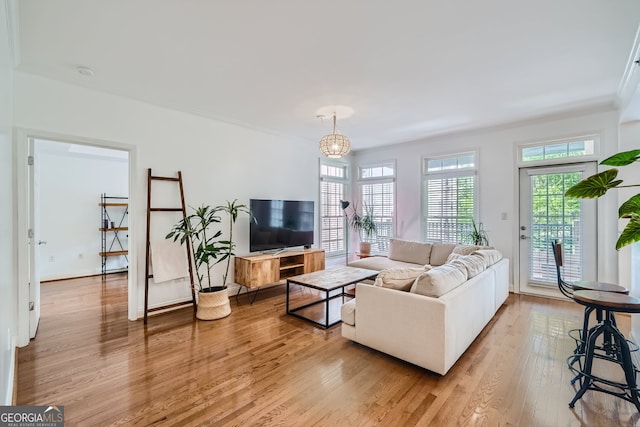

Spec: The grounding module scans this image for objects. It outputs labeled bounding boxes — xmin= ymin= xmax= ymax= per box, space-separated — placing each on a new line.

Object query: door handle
xmin=520 ymin=235 xmax=530 ymax=240
xmin=38 ymin=240 xmax=47 ymax=245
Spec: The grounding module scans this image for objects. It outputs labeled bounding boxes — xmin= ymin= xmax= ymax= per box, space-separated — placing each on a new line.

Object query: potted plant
xmin=565 ymin=149 xmax=640 ymax=250
xmin=166 ymin=199 xmax=251 ymax=320
xmin=465 ymin=219 xmax=490 ymax=246
xmin=347 ymin=202 xmax=377 ymax=255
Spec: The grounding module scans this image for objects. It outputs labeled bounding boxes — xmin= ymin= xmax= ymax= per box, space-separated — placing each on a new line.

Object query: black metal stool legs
xmin=569 ymin=311 xmax=640 ymax=412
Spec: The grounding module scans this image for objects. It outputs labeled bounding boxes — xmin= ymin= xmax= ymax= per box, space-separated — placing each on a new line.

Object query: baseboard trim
xmin=6 ymin=336 xmax=16 ymax=405
xmin=12 ymin=343 xmax=17 ymax=405
xmin=41 ymin=270 xmax=127 ymax=283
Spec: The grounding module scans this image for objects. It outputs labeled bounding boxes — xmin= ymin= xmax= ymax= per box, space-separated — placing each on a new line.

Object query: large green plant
xmin=565 ymin=149 xmax=640 ymax=250
xmin=166 ymin=200 xmax=252 ymax=291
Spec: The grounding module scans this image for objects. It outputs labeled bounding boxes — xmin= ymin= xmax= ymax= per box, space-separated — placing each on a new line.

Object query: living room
xmin=3 ymin=1 xmax=640 ymax=425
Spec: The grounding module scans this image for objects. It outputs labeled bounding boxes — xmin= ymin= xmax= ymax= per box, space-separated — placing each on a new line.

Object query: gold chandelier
xmin=319 ymin=113 xmax=351 ymax=158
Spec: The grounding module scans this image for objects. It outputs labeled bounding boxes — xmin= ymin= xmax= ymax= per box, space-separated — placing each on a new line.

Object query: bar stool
xmin=568 ymin=290 xmax=640 ymax=411
xmin=551 ymin=240 xmax=628 ymax=356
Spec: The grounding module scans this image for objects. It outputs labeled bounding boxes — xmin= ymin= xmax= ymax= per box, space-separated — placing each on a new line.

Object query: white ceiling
xmin=14 ymin=1 xmax=640 ymax=150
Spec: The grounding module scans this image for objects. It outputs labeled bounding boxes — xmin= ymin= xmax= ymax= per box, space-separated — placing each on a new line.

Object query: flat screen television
xmin=250 ymin=199 xmax=314 ymax=252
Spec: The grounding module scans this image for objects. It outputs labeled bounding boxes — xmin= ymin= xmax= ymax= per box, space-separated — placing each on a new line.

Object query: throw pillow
xmin=410 ymin=264 xmax=468 ymax=297
xmin=388 ymin=238 xmax=433 ymax=265
xmin=449 ymin=254 xmax=486 ymax=278
xmin=472 ymin=249 xmax=503 ymax=266
xmin=446 ymin=252 xmax=463 ymax=263
xmin=374 ymin=266 xmax=430 ymax=291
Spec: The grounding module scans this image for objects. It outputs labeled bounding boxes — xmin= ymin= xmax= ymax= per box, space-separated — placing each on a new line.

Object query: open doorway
xmin=18 ymin=134 xmax=132 ymax=343
xmin=36 ymin=139 xmax=129 ymax=281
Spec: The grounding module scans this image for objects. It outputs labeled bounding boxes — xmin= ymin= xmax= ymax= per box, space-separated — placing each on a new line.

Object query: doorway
xmin=17 ymin=132 xmax=134 ymax=345
xmin=518 ymin=162 xmax=597 ymax=298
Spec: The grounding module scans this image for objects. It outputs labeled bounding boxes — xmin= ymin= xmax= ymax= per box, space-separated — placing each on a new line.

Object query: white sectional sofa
xmin=341 ymin=238 xmax=509 ymax=375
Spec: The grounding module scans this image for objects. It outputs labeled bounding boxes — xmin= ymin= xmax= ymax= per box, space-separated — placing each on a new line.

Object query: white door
xmin=518 ymin=163 xmax=597 ymax=298
xmin=28 ymin=138 xmax=41 ymax=338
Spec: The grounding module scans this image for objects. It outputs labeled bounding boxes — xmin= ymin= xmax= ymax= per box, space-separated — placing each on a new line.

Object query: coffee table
xmin=286 ymin=266 xmax=378 ymax=328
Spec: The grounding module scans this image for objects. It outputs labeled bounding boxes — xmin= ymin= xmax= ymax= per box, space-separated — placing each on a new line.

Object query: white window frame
xmin=319 ymin=159 xmax=349 ymax=256
xmin=357 ymin=161 xmax=396 ymax=253
xmin=517 ymin=134 xmax=600 ymax=168
xmin=422 ymin=152 xmax=478 ymax=243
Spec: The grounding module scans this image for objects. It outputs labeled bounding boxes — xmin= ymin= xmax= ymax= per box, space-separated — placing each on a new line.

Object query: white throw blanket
xmin=150 ymin=240 xmax=189 ymax=283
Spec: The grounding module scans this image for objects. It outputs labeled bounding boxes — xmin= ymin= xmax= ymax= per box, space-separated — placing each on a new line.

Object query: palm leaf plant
xmin=565 ymin=149 xmax=640 ymax=250
xmin=166 ymin=200 xmax=252 ymax=292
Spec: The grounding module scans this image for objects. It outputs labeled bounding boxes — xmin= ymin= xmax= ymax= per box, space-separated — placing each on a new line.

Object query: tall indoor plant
xmin=166 ymin=199 xmax=251 ymax=320
xmin=346 ymin=202 xmax=377 ymax=255
xmin=565 ymin=149 xmax=640 ymax=250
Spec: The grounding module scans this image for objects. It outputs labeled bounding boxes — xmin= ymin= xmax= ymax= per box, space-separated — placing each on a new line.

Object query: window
xmin=520 ymin=137 xmax=596 ymax=163
xmin=423 ymin=153 xmax=477 ymax=243
xmin=319 ymin=162 xmax=348 ymax=254
xmin=358 ymin=162 xmax=395 ymax=252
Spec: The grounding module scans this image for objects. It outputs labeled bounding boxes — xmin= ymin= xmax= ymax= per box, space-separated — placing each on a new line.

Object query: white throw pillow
xmin=374 ymin=266 xmax=430 ymax=292
xmin=449 ymin=254 xmax=486 ymax=278
xmin=472 ymin=249 xmax=503 ymax=266
xmin=410 ymin=264 xmax=468 ymax=297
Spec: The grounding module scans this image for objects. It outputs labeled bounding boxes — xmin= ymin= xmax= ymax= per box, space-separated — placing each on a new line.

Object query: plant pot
xmin=196 ymin=287 xmax=231 ymax=320
xmin=359 ymin=241 xmax=372 ymax=255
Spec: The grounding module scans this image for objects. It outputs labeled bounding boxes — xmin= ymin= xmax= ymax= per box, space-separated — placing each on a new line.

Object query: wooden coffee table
xmin=286 ymin=266 xmax=378 ymax=328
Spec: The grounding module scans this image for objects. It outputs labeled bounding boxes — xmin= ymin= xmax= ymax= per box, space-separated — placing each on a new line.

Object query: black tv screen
xmin=250 ymin=199 xmax=314 ymax=252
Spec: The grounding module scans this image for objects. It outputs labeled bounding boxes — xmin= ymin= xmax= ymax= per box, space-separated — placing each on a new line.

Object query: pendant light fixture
xmin=319 ymin=113 xmax=351 ymax=158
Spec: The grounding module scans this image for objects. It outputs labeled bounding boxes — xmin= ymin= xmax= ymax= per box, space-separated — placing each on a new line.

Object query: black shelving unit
xmin=99 ymin=193 xmax=129 ymax=278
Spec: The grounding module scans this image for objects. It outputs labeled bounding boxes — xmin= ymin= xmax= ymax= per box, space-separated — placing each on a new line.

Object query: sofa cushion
xmin=410 ymin=263 xmax=468 ymax=297
xmin=388 ymin=238 xmax=432 ymax=265
xmin=429 ymin=243 xmax=457 ymax=266
xmin=374 ymin=266 xmax=430 ymax=291
xmin=348 ymin=256 xmax=421 ymax=271
xmin=449 ymin=254 xmax=486 ymax=278
xmin=341 ymin=299 xmax=356 ymax=326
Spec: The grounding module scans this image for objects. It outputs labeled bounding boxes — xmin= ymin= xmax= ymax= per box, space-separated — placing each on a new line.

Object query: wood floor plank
xmin=17 ymin=274 xmax=640 ymax=426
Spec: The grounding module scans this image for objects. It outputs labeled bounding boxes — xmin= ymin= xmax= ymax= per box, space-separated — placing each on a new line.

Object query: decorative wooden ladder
xmin=144 ymin=169 xmax=196 ymax=324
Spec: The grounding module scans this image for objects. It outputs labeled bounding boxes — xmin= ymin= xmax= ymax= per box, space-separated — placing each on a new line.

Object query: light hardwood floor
xmin=17 ymin=273 xmax=640 ymax=426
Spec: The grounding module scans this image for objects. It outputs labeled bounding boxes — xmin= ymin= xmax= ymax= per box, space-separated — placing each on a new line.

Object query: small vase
xmin=196 ymin=287 xmax=231 ymax=320
xmin=359 ymin=241 xmax=372 ymax=255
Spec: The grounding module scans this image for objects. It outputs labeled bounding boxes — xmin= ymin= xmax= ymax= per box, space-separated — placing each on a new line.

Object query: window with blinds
xmin=358 ymin=162 xmax=395 ymax=252
xmin=529 ymin=170 xmax=583 ymax=284
xmin=423 ymin=153 xmax=477 ymax=243
xmin=320 ymin=163 xmax=348 ymax=255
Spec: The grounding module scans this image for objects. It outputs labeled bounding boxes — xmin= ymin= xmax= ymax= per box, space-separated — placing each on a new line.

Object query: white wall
xmin=618 ymin=120 xmax=640 ymax=342
xmin=37 ymin=140 xmax=129 ymax=281
xmin=352 ymin=110 xmax=622 ymax=289
xmin=0 ymin=0 xmax=15 ymax=406
xmin=13 ymin=72 xmax=319 ymax=318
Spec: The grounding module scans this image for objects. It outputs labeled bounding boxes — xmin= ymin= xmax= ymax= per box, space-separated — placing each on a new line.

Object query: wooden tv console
xmin=234 ymin=249 xmax=325 ymax=289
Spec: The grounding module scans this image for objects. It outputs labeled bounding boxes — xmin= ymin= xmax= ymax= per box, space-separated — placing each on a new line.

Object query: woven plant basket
xmin=196 ymin=288 xmax=231 ymax=320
